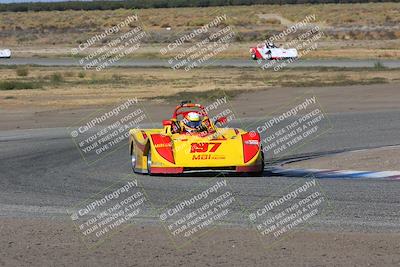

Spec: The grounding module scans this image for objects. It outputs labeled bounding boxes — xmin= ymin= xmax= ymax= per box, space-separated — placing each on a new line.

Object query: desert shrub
xmin=63 ymin=71 xmax=74 ymax=77
xmin=16 ymin=67 xmax=29 ymax=77
xmin=50 ymin=72 xmax=64 ymax=83
xmin=374 ymin=61 xmax=386 ymax=70
xmin=111 ymin=74 xmax=122 ymax=81
xmin=260 ymin=18 xmax=281 ymax=25
xmin=0 ymin=81 xmax=41 ymax=90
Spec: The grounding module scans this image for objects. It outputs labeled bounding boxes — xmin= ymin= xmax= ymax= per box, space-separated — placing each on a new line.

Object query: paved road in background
xmin=1 ymin=58 xmax=400 ymax=68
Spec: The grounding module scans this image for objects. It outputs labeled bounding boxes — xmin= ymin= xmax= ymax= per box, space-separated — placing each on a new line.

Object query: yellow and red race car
xmin=129 ymin=102 xmax=264 ymax=175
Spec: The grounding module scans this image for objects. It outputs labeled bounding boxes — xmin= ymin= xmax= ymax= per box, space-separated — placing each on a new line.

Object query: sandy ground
xmin=1 ymin=218 xmax=399 ymax=267
xmin=2 ymin=67 xmax=398 ymax=111
xmin=287 ymin=146 xmax=400 ymax=171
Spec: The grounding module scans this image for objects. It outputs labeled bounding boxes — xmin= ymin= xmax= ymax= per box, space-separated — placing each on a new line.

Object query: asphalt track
xmin=1 ymin=110 xmax=399 ymax=233
xmin=1 ymin=57 xmax=400 ymax=68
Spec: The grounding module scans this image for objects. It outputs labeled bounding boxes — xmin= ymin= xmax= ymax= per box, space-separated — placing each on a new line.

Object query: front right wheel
xmin=254 ymin=150 xmax=265 ymax=176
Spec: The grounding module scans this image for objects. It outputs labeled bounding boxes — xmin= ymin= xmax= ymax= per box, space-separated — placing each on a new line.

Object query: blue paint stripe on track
xmin=266 ymin=167 xmax=400 ymax=180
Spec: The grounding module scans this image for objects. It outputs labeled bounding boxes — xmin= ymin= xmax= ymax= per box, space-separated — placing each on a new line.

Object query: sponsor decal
xmin=192 ymin=154 xmax=226 ymax=160
xmin=244 ymin=140 xmax=259 ymax=145
xmin=154 ymin=143 xmax=172 ymax=148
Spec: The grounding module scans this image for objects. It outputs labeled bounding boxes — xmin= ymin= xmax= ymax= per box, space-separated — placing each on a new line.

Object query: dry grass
xmin=1 ymin=3 xmax=399 ymax=33
xmin=0 ymin=66 xmax=399 ymax=109
xmin=0 ymin=3 xmax=399 ymax=59
xmin=0 ymin=3 xmax=399 ymax=43
xmin=307 ymin=48 xmax=400 ymax=59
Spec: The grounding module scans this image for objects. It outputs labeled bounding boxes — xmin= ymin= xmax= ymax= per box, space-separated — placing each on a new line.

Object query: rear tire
xmin=254 ymin=150 xmax=265 ymax=177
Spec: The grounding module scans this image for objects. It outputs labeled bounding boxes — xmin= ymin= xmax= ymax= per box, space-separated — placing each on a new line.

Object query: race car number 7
xmin=190 ymin=142 xmax=221 ymax=153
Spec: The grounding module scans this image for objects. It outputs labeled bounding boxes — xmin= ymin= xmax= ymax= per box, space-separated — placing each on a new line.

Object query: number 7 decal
xmin=190 ymin=142 xmax=221 ymax=153
xmin=209 ymin=142 xmax=221 ymax=152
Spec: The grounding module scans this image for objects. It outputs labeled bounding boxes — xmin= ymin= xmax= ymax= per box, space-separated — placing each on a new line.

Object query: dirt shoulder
xmin=1 ymin=67 xmax=398 ymax=111
xmin=1 ymin=218 xmax=399 ymax=267
xmin=1 ymin=82 xmax=400 ymax=131
xmin=286 ymin=146 xmax=400 ymax=171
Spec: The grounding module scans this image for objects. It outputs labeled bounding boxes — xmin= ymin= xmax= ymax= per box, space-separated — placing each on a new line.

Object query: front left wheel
xmin=131 ymin=154 xmax=136 ymax=172
xmin=147 ymin=150 xmax=152 ymax=175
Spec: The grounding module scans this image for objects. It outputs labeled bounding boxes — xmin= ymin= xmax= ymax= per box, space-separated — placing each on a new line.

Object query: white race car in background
xmin=0 ymin=49 xmax=11 ymax=58
xmin=250 ymin=43 xmax=297 ymax=60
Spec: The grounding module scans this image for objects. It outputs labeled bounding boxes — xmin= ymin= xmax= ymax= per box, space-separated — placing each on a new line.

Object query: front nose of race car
xmin=174 ymin=137 xmax=244 ymax=167
xmin=148 ymin=131 xmax=262 ymax=173
xmin=249 ymin=47 xmax=261 ymax=60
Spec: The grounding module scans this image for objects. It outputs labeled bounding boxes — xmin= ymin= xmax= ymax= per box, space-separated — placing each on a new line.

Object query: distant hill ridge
xmin=0 ymin=0 xmax=397 ymax=13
